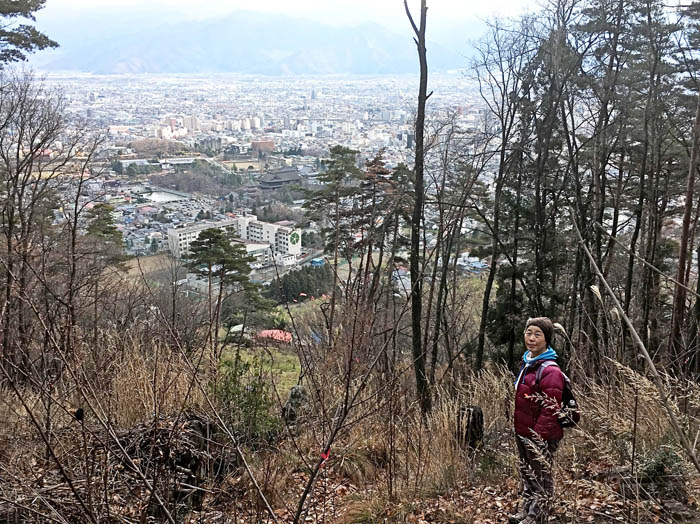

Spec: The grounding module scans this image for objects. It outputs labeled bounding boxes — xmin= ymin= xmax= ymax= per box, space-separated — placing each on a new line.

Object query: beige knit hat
xmin=525 ymin=317 xmax=554 ymax=347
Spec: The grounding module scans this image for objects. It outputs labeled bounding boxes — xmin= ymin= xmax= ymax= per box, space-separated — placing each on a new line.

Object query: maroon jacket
xmin=514 ymin=360 xmax=565 ymax=442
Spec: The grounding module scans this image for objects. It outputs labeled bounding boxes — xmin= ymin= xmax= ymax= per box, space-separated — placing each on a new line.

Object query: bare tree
xmin=471 ymin=17 xmax=537 ymax=370
xmin=405 ymin=0 xmax=431 ymax=414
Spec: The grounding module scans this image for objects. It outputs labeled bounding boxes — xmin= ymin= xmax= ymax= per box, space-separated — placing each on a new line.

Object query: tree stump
xmin=457 ymin=405 xmax=484 ymax=450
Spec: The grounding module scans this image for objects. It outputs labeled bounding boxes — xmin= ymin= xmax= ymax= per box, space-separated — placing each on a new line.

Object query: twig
xmin=571 ymin=207 xmax=700 ymax=475
xmin=135 ymin=276 xmax=282 ymax=524
xmin=594 ymin=222 xmax=700 ymax=299
xmin=0 ymin=494 xmax=67 ymax=523
xmin=0 ymin=262 xmax=179 ymax=524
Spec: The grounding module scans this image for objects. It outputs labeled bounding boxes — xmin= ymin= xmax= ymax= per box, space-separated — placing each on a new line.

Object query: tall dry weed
xmin=108 ymin=343 xmax=206 ymax=427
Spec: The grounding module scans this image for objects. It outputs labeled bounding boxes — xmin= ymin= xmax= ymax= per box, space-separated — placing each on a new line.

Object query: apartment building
xmin=167 ymin=218 xmax=238 ymax=258
xmin=249 ymin=220 xmax=300 ymax=258
xmin=167 ymin=215 xmax=301 ymax=262
xmin=232 ymin=214 xmax=301 ymax=258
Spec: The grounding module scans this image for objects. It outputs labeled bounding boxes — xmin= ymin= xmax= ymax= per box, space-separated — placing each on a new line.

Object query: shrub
xmin=215 ymin=350 xmax=280 ymax=446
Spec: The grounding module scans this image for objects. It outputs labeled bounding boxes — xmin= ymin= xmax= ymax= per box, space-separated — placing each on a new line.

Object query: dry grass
xmin=125 ymin=253 xmax=172 ymax=278
xmin=570 ymin=359 xmax=684 ymax=465
xmin=2 ymin=313 xmax=700 ymax=523
xmin=270 ymin=359 xmax=700 ymax=523
xmin=0 ymin=336 xmax=207 ymax=468
xmin=109 ymin=345 xmax=207 ymax=427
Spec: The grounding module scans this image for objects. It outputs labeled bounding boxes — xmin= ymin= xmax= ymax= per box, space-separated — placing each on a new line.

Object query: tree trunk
xmin=670 ymin=95 xmax=700 ymax=373
xmin=405 ymin=0 xmax=431 ymax=414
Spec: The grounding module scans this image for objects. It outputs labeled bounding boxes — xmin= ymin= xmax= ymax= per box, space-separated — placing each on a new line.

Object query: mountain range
xmin=29 ymin=9 xmax=481 ymax=75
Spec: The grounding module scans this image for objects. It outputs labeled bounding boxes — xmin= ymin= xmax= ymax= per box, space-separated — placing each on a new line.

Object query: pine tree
xmin=0 ymin=1 xmax=57 ymax=64
xmin=186 ymin=227 xmax=255 ymax=364
xmin=86 ymin=203 xmax=122 ymax=247
xmin=303 ymin=145 xmax=362 ymax=345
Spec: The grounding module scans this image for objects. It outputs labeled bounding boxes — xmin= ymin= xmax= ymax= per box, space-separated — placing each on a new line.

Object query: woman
xmin=509 ymin=317 xmax=565 ymax=524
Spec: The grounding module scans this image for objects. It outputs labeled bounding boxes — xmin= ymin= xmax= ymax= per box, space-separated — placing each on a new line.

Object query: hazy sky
xmin=42 ymin=0 xmax=542 ymax=32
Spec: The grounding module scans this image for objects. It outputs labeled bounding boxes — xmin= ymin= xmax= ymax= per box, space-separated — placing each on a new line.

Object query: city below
xmin=49 ymin=73 xmax=487 ymax=283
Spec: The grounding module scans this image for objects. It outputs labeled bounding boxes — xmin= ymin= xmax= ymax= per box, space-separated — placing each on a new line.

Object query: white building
xmin=183 ymin=115 xmax=200 ymax=132
xmin=234 ymin=215 xmax=302 ymax=258
xmin=275 ymin=253 xmax=297 ymax=267
xmin=167 ymin=218 xmax=238 ymax=258
xmin=231 ymin=238 xmax=272 ymax=268
xmin=167 ymin=215 xmax=302 ymax=262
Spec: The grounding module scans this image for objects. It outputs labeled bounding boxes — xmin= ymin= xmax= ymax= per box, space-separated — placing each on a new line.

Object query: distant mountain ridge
xmin=29 ymin=10 xmax=468 ymax=75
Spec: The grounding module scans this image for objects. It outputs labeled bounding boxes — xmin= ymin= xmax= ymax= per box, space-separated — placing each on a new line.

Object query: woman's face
xmin=524 ymin=325 xmax=547 ymax=354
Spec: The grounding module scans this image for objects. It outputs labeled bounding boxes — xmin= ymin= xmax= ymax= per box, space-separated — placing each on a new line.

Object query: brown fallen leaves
xmin=200 ymin=455 xmax=698 ymax=524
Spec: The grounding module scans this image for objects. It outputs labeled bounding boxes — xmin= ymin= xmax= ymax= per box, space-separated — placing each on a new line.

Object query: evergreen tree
xmin=186 ymin=228 xmax=255 ymax=362
xmin=86 ymin=203 xmax=122 ymax=247
xmin=304 ymin=145 xmax=362 ymax=261
xmin=303 ymin=145 xmax=362 ymax=344
xmin=0 ymin=1 xmax=57 ymax=64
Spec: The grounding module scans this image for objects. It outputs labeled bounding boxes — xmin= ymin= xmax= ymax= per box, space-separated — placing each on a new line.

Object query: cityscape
xmin=49 ymin=72 xmax=486 ymax=280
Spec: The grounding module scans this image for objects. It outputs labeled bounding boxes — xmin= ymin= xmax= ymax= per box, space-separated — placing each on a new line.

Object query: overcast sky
xmin=42 ymin=0 xmax=542 ymax=32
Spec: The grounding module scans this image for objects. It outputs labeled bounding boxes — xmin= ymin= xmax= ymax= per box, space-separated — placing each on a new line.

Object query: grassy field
xmin=125 ymin=253 xmax=171 ymax=277
xmin=223 ymin=344 xmax=301 ymax=398
xmin=263 ymin=347 xmax=300 ymax=395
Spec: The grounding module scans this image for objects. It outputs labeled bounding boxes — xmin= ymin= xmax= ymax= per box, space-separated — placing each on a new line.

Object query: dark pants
xmin=516 ymin=435 xmax=559 ymax=520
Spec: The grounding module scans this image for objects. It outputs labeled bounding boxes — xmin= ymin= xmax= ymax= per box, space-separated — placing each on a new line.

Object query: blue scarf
xmin=515 ymin=346 xmax=558 ymax=387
